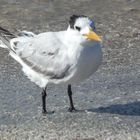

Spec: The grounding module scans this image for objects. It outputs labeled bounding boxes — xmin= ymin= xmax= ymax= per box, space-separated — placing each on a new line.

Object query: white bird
xmin=0 ymin=15 xmax=102 ymax=114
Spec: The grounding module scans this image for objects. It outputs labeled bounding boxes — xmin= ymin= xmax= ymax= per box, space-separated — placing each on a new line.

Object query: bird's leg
xmin=42 ymin=86 xmax=47 ymax=114
xmin=67 ymin=84 xmax=76 ymax=112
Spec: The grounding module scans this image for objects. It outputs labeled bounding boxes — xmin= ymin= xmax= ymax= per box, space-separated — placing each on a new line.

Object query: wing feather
xmin=16 ymin=32 xmax=72 ymax=79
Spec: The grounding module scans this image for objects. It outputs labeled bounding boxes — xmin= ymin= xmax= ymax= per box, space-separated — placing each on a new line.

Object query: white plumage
xmin=0 ymin=15 xmax=102 ymax=113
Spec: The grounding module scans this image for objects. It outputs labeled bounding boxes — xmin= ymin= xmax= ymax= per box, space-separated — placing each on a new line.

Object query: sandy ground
xmin=0 ymin=0 xmax=140 ymax=139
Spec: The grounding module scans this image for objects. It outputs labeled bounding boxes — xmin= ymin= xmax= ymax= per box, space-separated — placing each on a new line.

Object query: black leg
xmin=42 ymin=86 xmax=47 ymax=114
xmin=67 ymin=84 xmax=76 ymax=112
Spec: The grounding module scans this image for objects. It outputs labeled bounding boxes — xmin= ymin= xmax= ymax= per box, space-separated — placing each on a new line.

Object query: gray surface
xmin=0 ymin=0 xmax=140 ymax=139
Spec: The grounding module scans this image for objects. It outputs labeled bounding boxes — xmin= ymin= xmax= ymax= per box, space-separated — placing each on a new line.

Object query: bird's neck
xmin=63 ymin=27 xmax=82 ymax=45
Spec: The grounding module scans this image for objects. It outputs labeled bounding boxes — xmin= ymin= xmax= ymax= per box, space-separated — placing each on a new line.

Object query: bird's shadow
xmin=87 ymin=101 xmax=140 ymax=116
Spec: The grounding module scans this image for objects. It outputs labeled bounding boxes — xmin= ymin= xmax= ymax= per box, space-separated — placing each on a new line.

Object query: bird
xmin=0 ymin=15 xmax=102 ymax=114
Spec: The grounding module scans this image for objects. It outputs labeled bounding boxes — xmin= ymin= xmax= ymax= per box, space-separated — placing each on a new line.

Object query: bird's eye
xmin=75 ymin=26 xmax=81 ymax=31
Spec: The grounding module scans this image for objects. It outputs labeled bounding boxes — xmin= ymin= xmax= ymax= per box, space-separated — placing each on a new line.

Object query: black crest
xmin=69 ymin=15 xmax=87 ymax=29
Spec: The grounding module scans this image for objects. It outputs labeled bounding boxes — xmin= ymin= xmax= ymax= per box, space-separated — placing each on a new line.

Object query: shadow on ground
xmin=88 ymin=101 xmax=140 ymax=116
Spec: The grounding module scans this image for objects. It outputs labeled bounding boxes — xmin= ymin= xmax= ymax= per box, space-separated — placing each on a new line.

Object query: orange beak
xmin=84 ymin=30 xmax=102 ymax=42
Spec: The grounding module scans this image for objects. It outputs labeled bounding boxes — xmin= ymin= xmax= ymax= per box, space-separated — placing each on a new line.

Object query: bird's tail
xmin=0 ymin=26 xmax=16 ymax=53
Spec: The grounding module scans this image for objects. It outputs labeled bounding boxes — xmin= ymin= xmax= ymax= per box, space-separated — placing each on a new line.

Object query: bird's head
xmin=68 ymin=15 xmax=101 ymax=42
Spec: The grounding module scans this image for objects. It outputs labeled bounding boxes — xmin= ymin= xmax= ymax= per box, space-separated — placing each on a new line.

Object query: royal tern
xmin=0 ymin=15 xmax=102 ymax=114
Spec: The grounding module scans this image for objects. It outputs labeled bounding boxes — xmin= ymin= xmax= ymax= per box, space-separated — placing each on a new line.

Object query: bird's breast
xmin=70 ymin=43 xmax=102 ymax=83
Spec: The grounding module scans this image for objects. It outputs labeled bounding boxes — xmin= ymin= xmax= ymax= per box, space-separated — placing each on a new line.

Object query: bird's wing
xmin=17 ymin=32 xmax=72 ymax=79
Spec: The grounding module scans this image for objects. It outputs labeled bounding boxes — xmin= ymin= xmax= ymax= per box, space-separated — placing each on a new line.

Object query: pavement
xmin=0 ymin=0 xmax=140 ymax=139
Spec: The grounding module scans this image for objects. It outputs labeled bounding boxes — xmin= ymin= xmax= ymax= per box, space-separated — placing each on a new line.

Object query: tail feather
xmin=0 ymin=26 xmax=16 ymax=53
xmin=0 ymin=26 xmax=16 ymax=40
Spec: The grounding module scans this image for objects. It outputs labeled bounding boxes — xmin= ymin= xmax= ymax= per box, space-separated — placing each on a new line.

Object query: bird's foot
xmin=42 ymin=110 xmax=55 ymax=115
xmin=42 ymin=109 xmax=48 ymax=115
xmin=68 ymin=107 xmax=77 ymax=112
